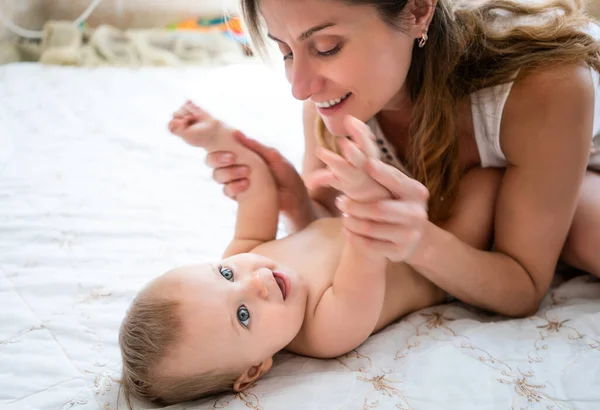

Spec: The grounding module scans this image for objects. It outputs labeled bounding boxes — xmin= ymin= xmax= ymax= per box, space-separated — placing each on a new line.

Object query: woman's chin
xmin=321 ymin=117 xmax=347 ymax=137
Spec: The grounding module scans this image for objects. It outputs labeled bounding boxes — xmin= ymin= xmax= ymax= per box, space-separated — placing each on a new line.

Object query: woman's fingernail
xmin=335 ymin=196 xmax=346 ymax=210
xmin=221 ymin=154 xmax=233 ymax=164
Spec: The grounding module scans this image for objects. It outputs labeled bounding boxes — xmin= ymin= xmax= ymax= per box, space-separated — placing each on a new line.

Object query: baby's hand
xmin=307 ymin=116 xmax=390 ymax=203
xmin=168 ymin=100 xmax=225 ymax=149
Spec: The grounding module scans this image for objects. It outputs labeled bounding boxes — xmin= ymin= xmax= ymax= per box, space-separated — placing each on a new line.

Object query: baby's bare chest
xmin=253 ymin=218 xmax=344 ymax=296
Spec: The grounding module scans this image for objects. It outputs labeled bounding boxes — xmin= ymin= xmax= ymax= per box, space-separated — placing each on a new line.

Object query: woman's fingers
xmin=223 ymin=179 xmax=250 ymax=199
xmin=342 ymin=215 xmax=421 ymax=244
xmin=343 ymin=231 xmax=398 ymax=256
xmin=336 ymin=196 xmax=428 ymax=226
xmin=233 ymin=132 xmax=304 ymax=188
xmin=212 ymin=165 xmax=250 ymax=184
xmin=366 ymin=159 xmax=429 ymax=202
xmin=341 ymin=210 xmax=426 ymax=262
xmin=205 ymin=151 xmax=237 ymax=168
xmin=233 ymin=131 xmax=282 ymax=166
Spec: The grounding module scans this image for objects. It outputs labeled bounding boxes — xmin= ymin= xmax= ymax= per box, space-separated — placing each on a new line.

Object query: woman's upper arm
xmin=495 ymin=64 xmax=594 ymax=300
xmin=301 ymin=100 xmax=340 ymax=215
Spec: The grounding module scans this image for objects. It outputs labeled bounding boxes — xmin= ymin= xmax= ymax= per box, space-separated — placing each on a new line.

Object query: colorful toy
xmin=167 ymin=16 xmax=248 ymax=45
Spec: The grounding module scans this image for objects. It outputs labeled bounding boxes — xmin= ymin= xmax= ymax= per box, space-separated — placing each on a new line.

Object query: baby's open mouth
xmin=273 ymin=272 xmax=287 ymax=300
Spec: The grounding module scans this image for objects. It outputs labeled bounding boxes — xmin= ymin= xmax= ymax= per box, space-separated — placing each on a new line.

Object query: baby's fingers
xmin=316 ymin=147 xmax=359 ymax=182
xmin=339 ymin=138 xmax=368 ymax=169
xmin=305 ymin=169 xmax=343 ymax=192
xmin=367 ymin=159 xmax=429 ymax=202
xmin=343 ymin=115 xmax=379 ymax=159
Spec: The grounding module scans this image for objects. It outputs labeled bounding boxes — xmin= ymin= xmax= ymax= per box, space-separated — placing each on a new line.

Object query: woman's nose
xmin=289 ymin=58 xmax=324 ymax=101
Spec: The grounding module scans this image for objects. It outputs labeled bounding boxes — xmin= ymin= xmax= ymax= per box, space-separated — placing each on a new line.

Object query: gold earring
xmin=418 ymin=29 xmax=429 ymax=48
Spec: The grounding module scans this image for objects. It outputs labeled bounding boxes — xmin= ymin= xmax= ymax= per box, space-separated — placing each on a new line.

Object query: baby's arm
xmin=294 ymin=243 xmax=388 ymax=358
xmin=293 ymin=117 xmax=392 ymax=358
xmin=169 ymin=101 xmax=279 ymax=257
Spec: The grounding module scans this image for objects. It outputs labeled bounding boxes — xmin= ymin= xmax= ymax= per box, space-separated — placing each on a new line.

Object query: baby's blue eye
xmin=237 ymin=306 xmax=250 ymax=327
xmin=220 ymin=266 xmax=233 ymax=281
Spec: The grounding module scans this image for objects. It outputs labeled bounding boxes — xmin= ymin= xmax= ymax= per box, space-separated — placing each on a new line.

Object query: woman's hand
xmin=336 ymin=158 xmax=430 ymax=264
xmin=305 ymin=114 xmax=429 ymax=263
xmin=205 ymin=131 xmax=312 ymax=220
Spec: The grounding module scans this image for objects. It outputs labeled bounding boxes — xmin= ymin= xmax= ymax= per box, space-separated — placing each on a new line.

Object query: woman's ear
xmin=407 ymin=0 xmax=438 ymax=36
xmin=233 ymin=357 xmax=273 ymax=392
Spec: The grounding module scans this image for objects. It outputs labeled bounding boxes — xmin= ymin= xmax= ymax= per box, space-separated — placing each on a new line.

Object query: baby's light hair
xmin=118 ymin=291 xmax=239 ymax=407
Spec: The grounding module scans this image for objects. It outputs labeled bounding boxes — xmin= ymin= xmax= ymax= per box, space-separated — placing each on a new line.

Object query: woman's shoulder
xmin=514 ymin=63 xmax=595 ymax=95
xmin=505 ymin=63 xmax=595 ymax=130
xmin=501 ymin=62 xmax=596 ymax=163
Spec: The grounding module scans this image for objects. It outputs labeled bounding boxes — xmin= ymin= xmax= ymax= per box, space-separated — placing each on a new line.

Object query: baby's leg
xmin=169 ymin=102 xmax=279 ymax=249
xmin=169 ymin=101 xmax=275 ymax=203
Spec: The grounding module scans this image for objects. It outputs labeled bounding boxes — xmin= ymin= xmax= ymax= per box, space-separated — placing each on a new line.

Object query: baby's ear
xmin=233 ymin=357 xmax=273 ymax=392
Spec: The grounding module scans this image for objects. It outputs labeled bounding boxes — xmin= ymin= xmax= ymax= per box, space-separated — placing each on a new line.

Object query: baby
xmin=118 ymin=102 xmax=446 ymax=407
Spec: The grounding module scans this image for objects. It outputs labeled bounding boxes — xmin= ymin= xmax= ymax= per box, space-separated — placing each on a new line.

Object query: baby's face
xmin=153 ymin=253 xmax=309 ymax=380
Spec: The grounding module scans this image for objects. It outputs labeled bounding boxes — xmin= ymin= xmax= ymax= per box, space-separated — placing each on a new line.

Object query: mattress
xmin=0 ymin=62 xmax=599 ymax=410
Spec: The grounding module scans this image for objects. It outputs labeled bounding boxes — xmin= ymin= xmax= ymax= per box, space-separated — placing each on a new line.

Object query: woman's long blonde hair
xmin=241 ymin=0 xmax=600 ymax=221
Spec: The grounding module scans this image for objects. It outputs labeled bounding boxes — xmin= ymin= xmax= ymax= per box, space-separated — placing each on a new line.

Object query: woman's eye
xmin=237 ymin=306 xmax=250 ymax=327
xmin=219 ymin=266 xmax=233 ymax=281
xmin=317 ymin=44 xmax=341 ymax=57
xmin=283 ymin=51 xmax=293 ymax=61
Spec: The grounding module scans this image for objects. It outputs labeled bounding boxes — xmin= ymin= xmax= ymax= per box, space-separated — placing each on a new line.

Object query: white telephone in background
xmin=0 ymin=0 xmax=106 ymax=39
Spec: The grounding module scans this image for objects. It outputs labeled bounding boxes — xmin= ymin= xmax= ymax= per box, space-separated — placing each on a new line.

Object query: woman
xmin=205 ymin=0 xmax=600 ymax=317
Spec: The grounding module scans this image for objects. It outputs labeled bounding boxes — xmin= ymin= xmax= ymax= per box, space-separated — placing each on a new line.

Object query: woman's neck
xmin=373 ymin=89 xmax=415 ymax=160
xmin=378 ymin=88 xmax=413 ymax=132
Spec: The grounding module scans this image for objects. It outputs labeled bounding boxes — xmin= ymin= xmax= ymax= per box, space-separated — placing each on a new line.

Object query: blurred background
xmin=0 ymin=0 xmax=239 ymax=37
xmin=1 ymin=0 xmax=599 ymax=66
xmin=0 ymin=0 xmax=255 ymax=66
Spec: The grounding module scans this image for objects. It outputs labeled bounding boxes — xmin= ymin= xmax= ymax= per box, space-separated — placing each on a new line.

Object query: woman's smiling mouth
xmin=314 ymin=92 xmax=352 ymax=109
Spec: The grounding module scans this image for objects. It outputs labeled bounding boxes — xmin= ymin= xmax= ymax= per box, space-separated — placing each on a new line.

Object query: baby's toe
xmin=168 ymin=118 xmax=185 ymax=133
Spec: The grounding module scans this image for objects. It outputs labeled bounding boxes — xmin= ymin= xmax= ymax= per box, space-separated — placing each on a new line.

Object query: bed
xmin=1 ymin=62 xmax=599 ymax=410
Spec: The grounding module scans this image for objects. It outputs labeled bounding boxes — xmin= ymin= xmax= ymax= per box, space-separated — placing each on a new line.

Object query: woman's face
xmin=260 ymin=0 xmax=420 ymax=136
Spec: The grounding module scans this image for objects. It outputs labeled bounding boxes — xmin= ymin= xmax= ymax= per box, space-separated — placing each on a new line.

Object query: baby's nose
xmin=248 ymin=270 xmax=269 ymax=300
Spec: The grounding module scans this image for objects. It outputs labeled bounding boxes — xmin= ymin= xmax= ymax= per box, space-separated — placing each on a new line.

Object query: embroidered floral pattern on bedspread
xmin=0 ymin=63 xmax=599 ymax=410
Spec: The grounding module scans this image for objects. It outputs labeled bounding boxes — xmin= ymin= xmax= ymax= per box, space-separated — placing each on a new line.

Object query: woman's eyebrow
xmin=268 ymin=22 xmax=336 ymax=43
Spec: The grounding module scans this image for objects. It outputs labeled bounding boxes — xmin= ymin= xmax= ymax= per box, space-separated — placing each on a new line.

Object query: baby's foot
xmin=168 ymin=101 xmax=225 ymax=149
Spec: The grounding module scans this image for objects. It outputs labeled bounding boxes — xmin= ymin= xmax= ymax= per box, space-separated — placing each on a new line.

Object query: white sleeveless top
xmin=470 ymin=66 xmax=600 ymax=171
xmin=369 ymin=23 xmax=600 ymax=172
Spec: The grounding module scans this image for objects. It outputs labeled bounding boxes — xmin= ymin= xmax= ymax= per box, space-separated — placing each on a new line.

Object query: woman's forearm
xmin=410 ymin=222 xmax=541 ymax=317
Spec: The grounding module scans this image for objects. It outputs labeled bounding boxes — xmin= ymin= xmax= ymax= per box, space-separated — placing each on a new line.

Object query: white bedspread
xmin=1 ymin=63 xmax=599 ymax=410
